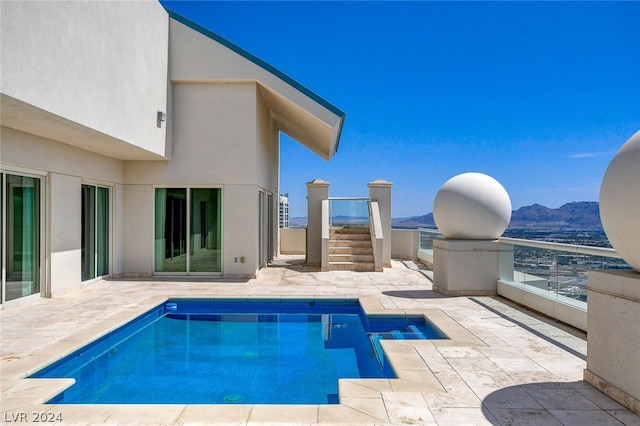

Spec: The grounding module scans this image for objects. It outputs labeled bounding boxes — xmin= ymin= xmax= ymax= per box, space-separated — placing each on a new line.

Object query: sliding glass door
xmin=81 ymin=185 xmax=109 ymax=281
xmin=1 ymin=173 xmax=41 ymax=303
xmin=190 ymin=188 xmax=222 ymax=272
xmin=155 ymin=188 xmax=187 ymax=273
xmin=155 ymin=187 xmax=221 ymax=274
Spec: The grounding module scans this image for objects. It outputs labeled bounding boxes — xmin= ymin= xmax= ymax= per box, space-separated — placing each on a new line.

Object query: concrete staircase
xmin=329 ymin=227 xmax=374 ymax=271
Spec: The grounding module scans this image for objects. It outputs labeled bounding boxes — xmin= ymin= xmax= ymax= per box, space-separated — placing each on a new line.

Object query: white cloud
xmin=568 ymin=151 xmax=613 ymax=159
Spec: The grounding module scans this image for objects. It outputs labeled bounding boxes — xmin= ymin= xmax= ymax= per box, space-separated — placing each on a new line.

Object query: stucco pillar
xmin=368 ymin=179 xmax=392 ymax=267
xmin=585 ymin=130 xmax=640 ymax=415
xmin=431 ymin=173 xmax=512 ymax=296
xmin=433 ymin=239 xmax=513 ymax=296
xmin=49 ymin=173 xmax=82 ymax=296
xmin=585 ymin=270 xmax=640 ymax=415
xmin=306 ymin=179 xmax=329 ymax=266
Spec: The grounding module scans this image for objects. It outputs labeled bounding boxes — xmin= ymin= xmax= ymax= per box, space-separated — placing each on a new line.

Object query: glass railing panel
xmin=503 ymin=239 xmax=631 ymax=304
xmin=329 ymin=198 xmax=369 ymax=228
xmin=418 ymin=229 xmax=443 ymax=251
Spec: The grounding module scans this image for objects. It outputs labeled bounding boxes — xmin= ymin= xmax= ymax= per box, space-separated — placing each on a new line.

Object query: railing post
xmin=499 ymin=243 xmax=515 ymax=282
xmin=306 ymin=179 xmax=329 ymax=266
xmin=321 ymin=199 xmax=329 ymax=271
xmin=368 ymin=179 xmax=392 ymax=267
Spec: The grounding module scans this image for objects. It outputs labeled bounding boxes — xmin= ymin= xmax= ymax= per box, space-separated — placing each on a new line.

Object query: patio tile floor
xmin=1 ymin=256 xmax=638 ymax=425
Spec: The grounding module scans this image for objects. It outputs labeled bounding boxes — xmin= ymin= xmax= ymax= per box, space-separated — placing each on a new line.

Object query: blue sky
xmin=161 ymin=1 xmax=640 ymax=218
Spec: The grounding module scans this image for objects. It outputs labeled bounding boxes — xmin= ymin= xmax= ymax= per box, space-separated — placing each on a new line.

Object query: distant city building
xmin=279 ymin=193 xmax=290 ymax=229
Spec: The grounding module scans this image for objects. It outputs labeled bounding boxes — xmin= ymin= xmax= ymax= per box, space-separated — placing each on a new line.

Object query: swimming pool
xmin=32 ymin=299 xmax=446 ymax=404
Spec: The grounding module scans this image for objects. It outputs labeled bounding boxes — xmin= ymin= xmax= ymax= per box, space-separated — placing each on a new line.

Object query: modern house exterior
xmin=0 ymin=0 xmax=345 ymax=306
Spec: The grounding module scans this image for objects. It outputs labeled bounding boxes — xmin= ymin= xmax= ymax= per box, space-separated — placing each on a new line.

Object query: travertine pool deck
xmin=1 ymin=257 xmax=638 ymax=425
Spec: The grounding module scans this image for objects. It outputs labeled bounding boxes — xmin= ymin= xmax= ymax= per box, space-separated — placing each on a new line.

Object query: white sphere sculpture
xmin=599 ymin=130 xmax=640 ymax=272
xmin=433 ymin=172 xmax=512 ymax=239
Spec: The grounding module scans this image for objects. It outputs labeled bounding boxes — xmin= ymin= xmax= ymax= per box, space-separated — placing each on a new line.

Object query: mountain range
xmin=392 ymin=201 xmax=602 ymax=230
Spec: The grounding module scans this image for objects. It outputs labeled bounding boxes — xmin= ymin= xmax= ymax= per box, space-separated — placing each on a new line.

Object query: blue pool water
xmin=33 ymin=299 xmax=445 ymax=404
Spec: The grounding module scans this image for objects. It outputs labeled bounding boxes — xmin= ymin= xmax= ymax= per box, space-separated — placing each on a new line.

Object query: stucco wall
xmin=124 ymin=83 xmax=258 ymax=184
xmin=112 ymin=184 xmax=125 ymax=278
xmin=256 ymin=89 xmax=279 ymax=192
xmin=49 ymin=173 xmax=82 ymax=296
xmin=1 ymin=127 xmax=124 ymax=182
xmin=0 ymin=0 xmax=168 ymax=156
xmin=280 ymin=228 xmax=306 ymax=254
xmin=1 ymin=127 xmax=125 ymax=294
xmin=223 ymin=184 xmax=259 ymax=277
xmin=121 ymin=184 xmax=154 ymax=277
xmin=255 ymin=87 xmax=279 ymax=263
xmin=391 ymin=229 xmax=419 ymax=259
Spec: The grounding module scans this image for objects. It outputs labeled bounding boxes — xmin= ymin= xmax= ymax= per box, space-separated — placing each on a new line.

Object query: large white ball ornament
xmin=433 ymin=172 xmax=512 ymax=239
xmin=599 ymin=130 xmax=640 ymax=272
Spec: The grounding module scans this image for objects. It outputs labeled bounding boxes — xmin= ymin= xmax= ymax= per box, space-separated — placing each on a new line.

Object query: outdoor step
xmin=329 ymin=254 xmax=374 ymax=263
xmin=329 ymin=239 xmax=372 ymax=248
xmin=327 ymin=226 xmax=374 ymax=271
xmin=331 ymin=227 xmax=370 ymax=234
xmin=330 ymin=233 xmax=371 ymax=241
xmin=329 ymin=247 xmax=373 ymax=255
xmin=329 ymin=261 xmax=375 ymax=272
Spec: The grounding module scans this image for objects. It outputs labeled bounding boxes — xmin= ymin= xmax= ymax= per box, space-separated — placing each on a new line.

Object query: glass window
xmin=96 ymin=186 xmax=109 ymax=277
xmin=82 ymin=185 xmax=110 ymax=281
xmin=81 ymin=185 xmax=96 ymax=281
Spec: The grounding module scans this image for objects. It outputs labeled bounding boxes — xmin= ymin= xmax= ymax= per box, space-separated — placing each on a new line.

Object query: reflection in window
xmin=82 ymin=185 xmax=109 ymax=281
xmin=155 ymin=188 xmax=221 ymax=274
xmin=4 ymin=174 xmax=40 ymax=301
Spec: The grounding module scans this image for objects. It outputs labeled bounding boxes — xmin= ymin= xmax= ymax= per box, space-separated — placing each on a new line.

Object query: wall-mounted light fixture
xmin=157 ymin=111 xmax=166 ymax=128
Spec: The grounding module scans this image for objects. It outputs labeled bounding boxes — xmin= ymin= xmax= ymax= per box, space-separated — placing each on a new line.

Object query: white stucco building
xmin=0 ymin=0 xmax=345 ymax=306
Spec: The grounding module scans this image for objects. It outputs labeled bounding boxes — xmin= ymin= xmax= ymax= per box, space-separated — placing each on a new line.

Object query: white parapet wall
xmin=417 ymin=249 xmax=434 ymax=268
xmin=280 ymin=228 xmax=306 ymax=255
xmin=497 ymin=280 xmax=587 ymax=332
xmin=391 ymin=229 xmax=420 ymax=260
xmin=585 ymin=269 xmax=640 ymax=415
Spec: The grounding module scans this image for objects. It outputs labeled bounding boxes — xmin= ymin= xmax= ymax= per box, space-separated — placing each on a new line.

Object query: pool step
xmin=407 ymin=325 xmax=426 ymax=339
xmin=391 ymin=330 xmax=406 ymax=340
xmin=369 ymin=335 xmax=385 ymax=370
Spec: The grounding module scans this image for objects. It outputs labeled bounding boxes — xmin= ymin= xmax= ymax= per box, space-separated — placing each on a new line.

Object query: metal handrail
xmin=417 ymin=228 xmax=622 ymax=259
xmin=498 ymin=237 xmax=623 ymax=259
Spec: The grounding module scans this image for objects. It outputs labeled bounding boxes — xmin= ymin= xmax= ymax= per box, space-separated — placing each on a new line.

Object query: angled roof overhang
xmin=0 ymin=93 xmax=167 ymax=161
xmin=166 ymin=9 xmax=345 ymax=160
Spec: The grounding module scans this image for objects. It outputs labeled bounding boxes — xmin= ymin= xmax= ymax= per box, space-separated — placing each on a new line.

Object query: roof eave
xmin=163 ymin=6 xmax=346 ymax=160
